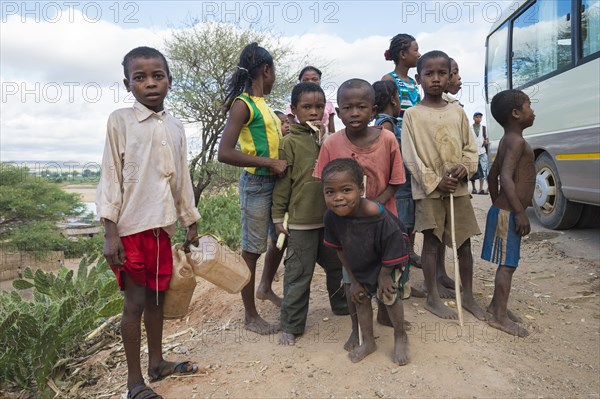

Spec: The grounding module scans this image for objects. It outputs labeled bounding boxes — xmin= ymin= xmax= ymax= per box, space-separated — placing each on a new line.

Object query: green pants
xmin=280 ymin=228 xmax=348 ymax=335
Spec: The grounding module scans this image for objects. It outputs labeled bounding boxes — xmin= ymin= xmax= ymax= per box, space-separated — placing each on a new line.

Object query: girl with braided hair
xmin=218 ymin=42 xmax=286 ymax=335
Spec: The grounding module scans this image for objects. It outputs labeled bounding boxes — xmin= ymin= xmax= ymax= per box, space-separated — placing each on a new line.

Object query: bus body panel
xmin=485 ymin=0 xmax=600 ymax=228
xmin=486 ymin=60 xmax=600 ymax=207
xmin=526 ymin=127 xmax=600 ymax=205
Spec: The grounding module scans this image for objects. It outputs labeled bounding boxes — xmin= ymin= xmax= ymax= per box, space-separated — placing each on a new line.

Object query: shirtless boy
xmin=482 ymin=89 xmax=536 ymax=337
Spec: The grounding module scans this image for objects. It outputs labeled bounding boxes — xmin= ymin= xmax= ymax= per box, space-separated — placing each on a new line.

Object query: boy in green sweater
xmin=273 ymin=82 xmax=348 ymax=346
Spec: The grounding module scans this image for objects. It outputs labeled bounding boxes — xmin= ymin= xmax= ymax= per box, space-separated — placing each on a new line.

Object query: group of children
xmin=96 ymin=34 xmax=537 ymax=397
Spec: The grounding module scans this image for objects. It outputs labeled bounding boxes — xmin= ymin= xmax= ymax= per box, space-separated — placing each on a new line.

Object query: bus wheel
xmin=576 ymin=204 xmax=600 ymax=228
xmin=533 ymin=152 xmax=582 ymax=229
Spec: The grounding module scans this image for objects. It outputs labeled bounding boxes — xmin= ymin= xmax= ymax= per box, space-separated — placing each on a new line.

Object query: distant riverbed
xmin=62 ymin=184 xmax=96 ymax=202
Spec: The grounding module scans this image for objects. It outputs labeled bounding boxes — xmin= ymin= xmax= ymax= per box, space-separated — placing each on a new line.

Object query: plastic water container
xmin=163 ymin=244 xmax=197 ymax=319
xmin=188 ymin=235 xmax=250 ymax=294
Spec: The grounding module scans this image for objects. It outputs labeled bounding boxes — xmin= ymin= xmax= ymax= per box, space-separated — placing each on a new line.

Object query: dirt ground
xmin=69 ymin=195 xmax=599 ymax=398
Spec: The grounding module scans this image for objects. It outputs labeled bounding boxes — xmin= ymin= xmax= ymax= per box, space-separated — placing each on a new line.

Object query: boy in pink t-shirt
xmin=313 ymin=78 xmax=405 ymax=352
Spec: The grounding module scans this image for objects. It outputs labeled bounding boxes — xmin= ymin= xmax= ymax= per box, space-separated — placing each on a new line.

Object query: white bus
xmin=485 ymin=0 xmax=600 ymax=229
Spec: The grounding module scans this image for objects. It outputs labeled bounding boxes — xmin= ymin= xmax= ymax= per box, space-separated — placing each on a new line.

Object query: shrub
xmin=173 ymin=187 xmax=242 ymax=250
xmin=0 ymin=254 xmax=123 ymax=397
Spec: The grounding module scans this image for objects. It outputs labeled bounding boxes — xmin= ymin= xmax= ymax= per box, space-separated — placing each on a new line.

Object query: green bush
xmin=173 ymin=187 xmax=242 ymax=250
xmin=0 ymin=254 xmax=123 ymax=397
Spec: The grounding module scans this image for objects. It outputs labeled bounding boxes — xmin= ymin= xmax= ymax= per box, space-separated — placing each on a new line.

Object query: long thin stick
xmin=450 ymin=193 xmax=464 ymax=326
xmin=358 ymin=175 xmax=367 ymax=345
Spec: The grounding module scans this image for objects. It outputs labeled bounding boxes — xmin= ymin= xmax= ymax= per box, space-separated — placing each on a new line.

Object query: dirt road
xmin=81 ymin=195 xmax=599 ymax=398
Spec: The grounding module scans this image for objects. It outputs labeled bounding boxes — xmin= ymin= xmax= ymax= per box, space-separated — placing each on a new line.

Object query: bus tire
xmin=533 ymin=152 xmax=583 ymax=229
xmin=575 ymin=204 xmax=600 ymax=228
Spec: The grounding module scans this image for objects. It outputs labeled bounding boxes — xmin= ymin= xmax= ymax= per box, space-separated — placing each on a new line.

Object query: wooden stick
xmin=276 ymin=212 xmax=289 ymax=250
xmin=449 ymin=193 xmax=464 ymax=326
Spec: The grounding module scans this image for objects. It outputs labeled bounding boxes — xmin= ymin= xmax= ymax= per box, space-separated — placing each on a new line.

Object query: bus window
xmin=511 ymin=1 xmax=573 ymax=88
xmin=486 ymin=23 xmax=508 ymax=101
xmin=581 ymin=0 xmax=600 ymax=57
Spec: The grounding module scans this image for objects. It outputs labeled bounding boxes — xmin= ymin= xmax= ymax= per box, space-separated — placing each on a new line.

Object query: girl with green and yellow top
xmin=218 ymin=42 xmax=286 ymax=335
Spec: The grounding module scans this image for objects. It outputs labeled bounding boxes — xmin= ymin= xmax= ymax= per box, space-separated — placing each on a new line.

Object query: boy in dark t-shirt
xmin=322 ymin=158 xmax=410 ymax=366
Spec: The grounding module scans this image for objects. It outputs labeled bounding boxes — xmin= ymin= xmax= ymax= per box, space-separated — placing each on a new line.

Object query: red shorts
xmin=111 ymin=228 xmax=173 ymax=291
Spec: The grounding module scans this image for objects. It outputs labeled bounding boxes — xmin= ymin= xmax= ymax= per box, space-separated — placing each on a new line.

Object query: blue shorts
xmin=481 ymin=206 xmax=521 ymax=267
xmin=396 ymin=196 xmax=415 ymax=229
xmin=479 ymin=153 xmax=489 ymax=179
xmin=239 ymin=170 xmax=277 ymax=254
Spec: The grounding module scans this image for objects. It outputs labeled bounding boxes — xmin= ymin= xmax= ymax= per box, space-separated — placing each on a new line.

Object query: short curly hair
xmin=491 ymin=89 xmax=529 ymax=127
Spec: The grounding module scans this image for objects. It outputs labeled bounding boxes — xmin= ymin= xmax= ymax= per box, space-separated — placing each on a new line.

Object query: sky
xmin=0 ymin=0 xmax=523 ymax=165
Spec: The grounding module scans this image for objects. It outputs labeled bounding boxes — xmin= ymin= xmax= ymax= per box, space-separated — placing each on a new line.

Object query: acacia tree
xmin=0 ymin=163 xmax=83 ymax=253
xmin=164 ymin=23 xmax=299 ymax=203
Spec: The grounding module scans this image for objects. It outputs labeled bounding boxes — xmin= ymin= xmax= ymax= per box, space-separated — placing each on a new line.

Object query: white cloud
xmin=1 ymin=7 xmax=496 ymax=161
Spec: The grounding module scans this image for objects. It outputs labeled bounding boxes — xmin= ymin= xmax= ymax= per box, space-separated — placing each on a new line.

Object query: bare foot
xmin=487 ymin=315 xmax=530 ymax=337
xmin=376 ymin=306 xmax=392 ymax=327
xmin=279 ymin=331 xmax=296 ymax=345
xmin=244 ymin=316 xmax=280 ymax=335
xmin=487 ymin=306 xmax=523 ymax=323
xmin=256 ymin=288 xmax=282 ymax=307
xmin=349 ymin=341 xmax=377 ymax=363
xmin=437 ymin=284 xmax=456 ymax=299
xmin=425 ymin=297 xmax=457 ymax=319
xmin=506 ymin=308 xmax=523 ymax=323
xmin=410 ymin=286 xmax=426 ymax=298
xmin=393 ymin=331 xmax=409 ymax=366
xmin=462 ymin=296 xmax=486 ymax=320
xmin=437 ymin=274 xmax=455 ymax=289
xmin=344 ymin=331 xmax=359 ymax=352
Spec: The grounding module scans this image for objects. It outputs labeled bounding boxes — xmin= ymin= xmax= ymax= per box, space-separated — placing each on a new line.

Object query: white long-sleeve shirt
xmin=95 ymin=102 xmax=200 ymax=237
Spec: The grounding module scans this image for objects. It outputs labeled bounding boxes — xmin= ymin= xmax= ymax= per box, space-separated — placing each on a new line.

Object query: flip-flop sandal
xmin=127 ymin=383 xmax=162 ymax=399
xmin=148 ymin=360 xmax=198 ymax=382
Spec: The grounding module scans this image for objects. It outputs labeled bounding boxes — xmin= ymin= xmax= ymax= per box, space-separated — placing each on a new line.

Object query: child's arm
xmin=487 ymin=155 xmax=500 ymax=203
xmin=175 ymin=122 xmax=201 ymax=247
xmin=327 ymin=113 xmax=336 ymax=134
xmin=96 ymin=115 xmax=126 ymax=266
xmin=374 ymin=185 xmax=399 ymax=206
xmin=460 ymin=113 xmax=479 ymax=178
xmin=377 ymin=265 xmax=397 ymax=298
xmin=401 ymin=111 xmax=444 ymax=195
xmin=500 ymin=136 xmax=531 ymax=236
xmin=217 ymin=100 xmax=287 ymax=175
xmin=374 ymin=134 xmax=403 ymax=203
xmin=102 ymin=219 xmax=126 ymax=266
xmin=272 ymin=139 xmax=293 ymax=236
xmin=336 ymin=249 xmax=370 ymax=304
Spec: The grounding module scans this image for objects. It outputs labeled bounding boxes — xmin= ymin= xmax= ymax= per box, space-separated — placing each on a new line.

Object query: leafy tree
xmin=0 ymin=163 xmax=82 ymax=237
xmin=164 ymin=22 xmax=299 ymax=202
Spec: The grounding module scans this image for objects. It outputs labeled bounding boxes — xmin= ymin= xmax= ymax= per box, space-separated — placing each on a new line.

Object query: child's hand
xmin=350 ymin=282 xmax=370 ymax=304
xmin=377 ymin=268 xmax=397 ymax=298
xmin=448 ymin=164 xmax=468 ymax=181
xmin=183 ymin=222 xmax=198 ymax=251
xmin=269 ymin=159 xmax=287 ymax=176
xmin=514 ymin=212 xmax=531 ymax=236
xmin=274 ymin=222 xmax=289 ymax=237
xmin=437 ymin=175 xmax=458 ymax=193
xmin=103 ymin=234 xmax=126 ymax=267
